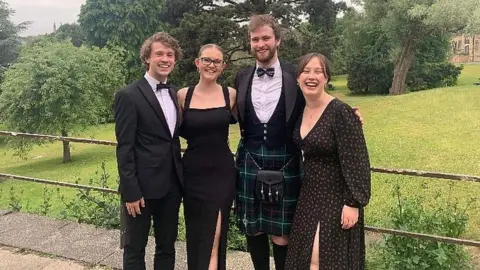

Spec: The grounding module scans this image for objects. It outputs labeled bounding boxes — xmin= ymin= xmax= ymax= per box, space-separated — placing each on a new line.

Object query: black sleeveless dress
xmin=180 ymin=85 xmax=236 ymax=270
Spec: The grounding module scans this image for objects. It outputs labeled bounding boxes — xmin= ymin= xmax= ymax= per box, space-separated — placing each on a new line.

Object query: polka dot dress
xmin=285 ymin=99 xmax=371 ymax=270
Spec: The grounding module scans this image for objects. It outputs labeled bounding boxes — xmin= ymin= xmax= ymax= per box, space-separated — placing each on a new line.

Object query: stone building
xmin=451 ymin=34 xmax=480 ymax=63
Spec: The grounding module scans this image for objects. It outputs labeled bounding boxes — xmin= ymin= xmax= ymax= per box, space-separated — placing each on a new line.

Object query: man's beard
xmin=252 ymin=46 xmax=277 ymax=64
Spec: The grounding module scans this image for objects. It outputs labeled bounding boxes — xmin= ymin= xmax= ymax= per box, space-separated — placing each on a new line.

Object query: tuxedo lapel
xmin=137 ymin=78 xmax=170 ymax=132
xmin=237 ymin=67 xmax=255 ymax=122
xmin=282 ymin=70 xmax=298 ymax=123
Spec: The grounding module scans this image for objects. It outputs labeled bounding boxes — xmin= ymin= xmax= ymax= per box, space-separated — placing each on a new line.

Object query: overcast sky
xmin=7 ymin=0 xmax=357 ymax=37
xmin=6 ymin=0 xmax=85 ymax=36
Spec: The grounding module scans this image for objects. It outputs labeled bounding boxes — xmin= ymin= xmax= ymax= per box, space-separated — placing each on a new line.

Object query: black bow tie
xmin=156 ymin=83 xmax=171 ymax=91
xmin=256 ymin=67 xmax=275 ymax=77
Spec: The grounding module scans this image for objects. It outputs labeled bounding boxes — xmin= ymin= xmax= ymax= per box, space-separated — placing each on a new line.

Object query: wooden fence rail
xmin=1 ymin=131 xmax=480 ymax=248
xmin=1 ymin=172 xmax=479 ymax=247
xmin=2 ymin=130 xmax=480 ymax=183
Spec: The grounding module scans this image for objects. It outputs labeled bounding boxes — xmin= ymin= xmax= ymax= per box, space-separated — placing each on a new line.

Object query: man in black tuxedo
xmin=114 ymin=32 xmax=183 ymax=270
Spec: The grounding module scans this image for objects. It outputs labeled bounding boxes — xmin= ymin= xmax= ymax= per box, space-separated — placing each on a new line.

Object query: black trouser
xmin=122 ymin=181 xmax=182 ymax=270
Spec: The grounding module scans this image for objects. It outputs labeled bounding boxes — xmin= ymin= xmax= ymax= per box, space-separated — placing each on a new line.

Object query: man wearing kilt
xmin=233 ymin=14 xmax=305 ymax=270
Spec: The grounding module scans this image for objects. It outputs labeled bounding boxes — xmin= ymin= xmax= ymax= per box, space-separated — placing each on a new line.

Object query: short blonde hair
xmin=140 ymin=32 xmax=183 ymax=70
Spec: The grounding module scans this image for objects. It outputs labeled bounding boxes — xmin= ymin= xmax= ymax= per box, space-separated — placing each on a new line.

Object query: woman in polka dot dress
xmin=285 ymin=53 xmax=371 ymax=270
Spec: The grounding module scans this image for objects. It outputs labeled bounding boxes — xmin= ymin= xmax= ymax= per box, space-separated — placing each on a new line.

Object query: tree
xmin=78 ymin=0 xmax=343 ymax=86
xmin=341 ymin=9 xmax=462 ymax=94
xmin=0 ymin=0 xmax=29 ymax=84
xmin=54 ymin=23 xmax=86 ymax=47
xmin=301 ymin=0 xmax=347 ymax=59
xmin=78 ymin=0 xmax=166 ymax=83
xmin=0 ymin=39 xmax=125 ymax=162
xmin=362 ymin=0 xmax=480 ymax=95
xmin=330 ymin=6 xmax=358 ymax=74
xmin=343 ymin=14 xmax=394 ymax=94
xmin=160 ymin=0 xmax=306 ymax=86
xmin=406 ymin=34 xmax=463 ymax=92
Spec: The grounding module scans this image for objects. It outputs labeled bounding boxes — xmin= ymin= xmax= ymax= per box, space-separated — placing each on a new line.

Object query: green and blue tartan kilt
xmin=235 ymin=140 xmax=302 ymax=236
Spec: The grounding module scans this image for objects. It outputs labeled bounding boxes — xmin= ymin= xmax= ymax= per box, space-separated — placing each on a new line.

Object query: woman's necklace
xmin=305 ymin=106 xmax=320 ymax=120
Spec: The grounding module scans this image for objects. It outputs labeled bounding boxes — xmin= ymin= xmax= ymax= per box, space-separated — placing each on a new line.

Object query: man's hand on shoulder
xmin=352 ymin=107 xmax=364 ymax=125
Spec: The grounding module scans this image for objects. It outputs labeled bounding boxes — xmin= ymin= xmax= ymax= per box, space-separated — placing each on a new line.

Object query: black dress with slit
xmin=180 ymin=85 xmax=236 ymax=270
xmin=285 ymin=99 xmax=371 ymax=269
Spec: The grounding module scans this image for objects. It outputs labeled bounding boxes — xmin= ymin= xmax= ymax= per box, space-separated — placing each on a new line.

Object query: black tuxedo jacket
xmin=114 ymin=78 xmax=183 ymax=202
xmin=234 ymin=61 xmax=305 ymax=149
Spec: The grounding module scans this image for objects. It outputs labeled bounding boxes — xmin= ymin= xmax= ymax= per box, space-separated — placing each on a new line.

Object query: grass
xmin=1 ymin=64 xmax=480 ymax=240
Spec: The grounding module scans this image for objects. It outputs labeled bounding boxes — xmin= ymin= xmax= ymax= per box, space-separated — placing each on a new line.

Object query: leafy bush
xmin=58 ymin=162 xmax=120 ymax=229
xmin=5 ymin=161 xmax=247 ymax=250
xmin=227 ymin=212 xmax=247 ymax=251
xmin=54 ymin=161 xmax=247 ymax=250
xmin=369 ymin=181 xmax=476 ymax=270
xmin=8 ymin=186 xmax=23 ymax=212
xmin=407 ymin=62 xmax=463 ymax=92
xmin=38 ymin=185 xmax=54 ymax=216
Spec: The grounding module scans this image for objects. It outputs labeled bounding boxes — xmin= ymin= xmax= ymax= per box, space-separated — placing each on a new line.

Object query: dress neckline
xmin=187 ymin=106 xmax=227 ymax=111
xmin=300 ymin=98 xmax=336 ymax=141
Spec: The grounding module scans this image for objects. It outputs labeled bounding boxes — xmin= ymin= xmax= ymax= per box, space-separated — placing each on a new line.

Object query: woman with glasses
xmin=177 ymin=44 xmax=237 ymax=270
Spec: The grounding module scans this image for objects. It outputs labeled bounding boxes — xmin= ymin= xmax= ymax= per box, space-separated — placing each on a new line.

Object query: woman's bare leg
xmin=208 ymin=210 xmax=222 ymax=270
xmin=310 ymin=223 xmax=320 ymax=270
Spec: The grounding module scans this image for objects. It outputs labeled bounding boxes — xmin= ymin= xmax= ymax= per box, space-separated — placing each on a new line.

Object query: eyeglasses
xmin=200 ymin=57 xmax=224 ymax=67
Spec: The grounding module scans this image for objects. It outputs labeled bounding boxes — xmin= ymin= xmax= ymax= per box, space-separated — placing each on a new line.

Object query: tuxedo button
xmin=263 ymin=124 xmax=267 ymax=128
xmin=263 ymin=136 xmax=267 ymax=140
xmin=264 ymin=130 xmax=267 ymax=134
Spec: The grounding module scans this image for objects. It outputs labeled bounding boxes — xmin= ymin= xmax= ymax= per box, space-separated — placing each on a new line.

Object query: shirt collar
xmin=144 ymin=72 xmax=167 ymax=91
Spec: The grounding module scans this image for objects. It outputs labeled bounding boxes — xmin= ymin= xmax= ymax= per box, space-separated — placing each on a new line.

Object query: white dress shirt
xmin=251 ymin=60 xmax=283 ymax=123
xmin=144 ymin=72 xmax=177 ymax=137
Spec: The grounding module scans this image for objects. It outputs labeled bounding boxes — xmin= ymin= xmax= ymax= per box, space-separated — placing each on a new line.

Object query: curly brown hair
xmin=248 ymin=14 xmax=282 ymax=40
xmin=140 ymin=32 xmax=183 ymax=70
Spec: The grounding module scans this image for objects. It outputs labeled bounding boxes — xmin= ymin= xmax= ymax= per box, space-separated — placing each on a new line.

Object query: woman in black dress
xmin=177 ymin=44 xmax=237 ymax=270
xmin=285 ymin=53 xmax=371 ymax=269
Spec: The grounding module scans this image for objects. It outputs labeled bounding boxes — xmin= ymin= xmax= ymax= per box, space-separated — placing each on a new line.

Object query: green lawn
xmin=1 ymin=64 xmax=479 ymax=240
